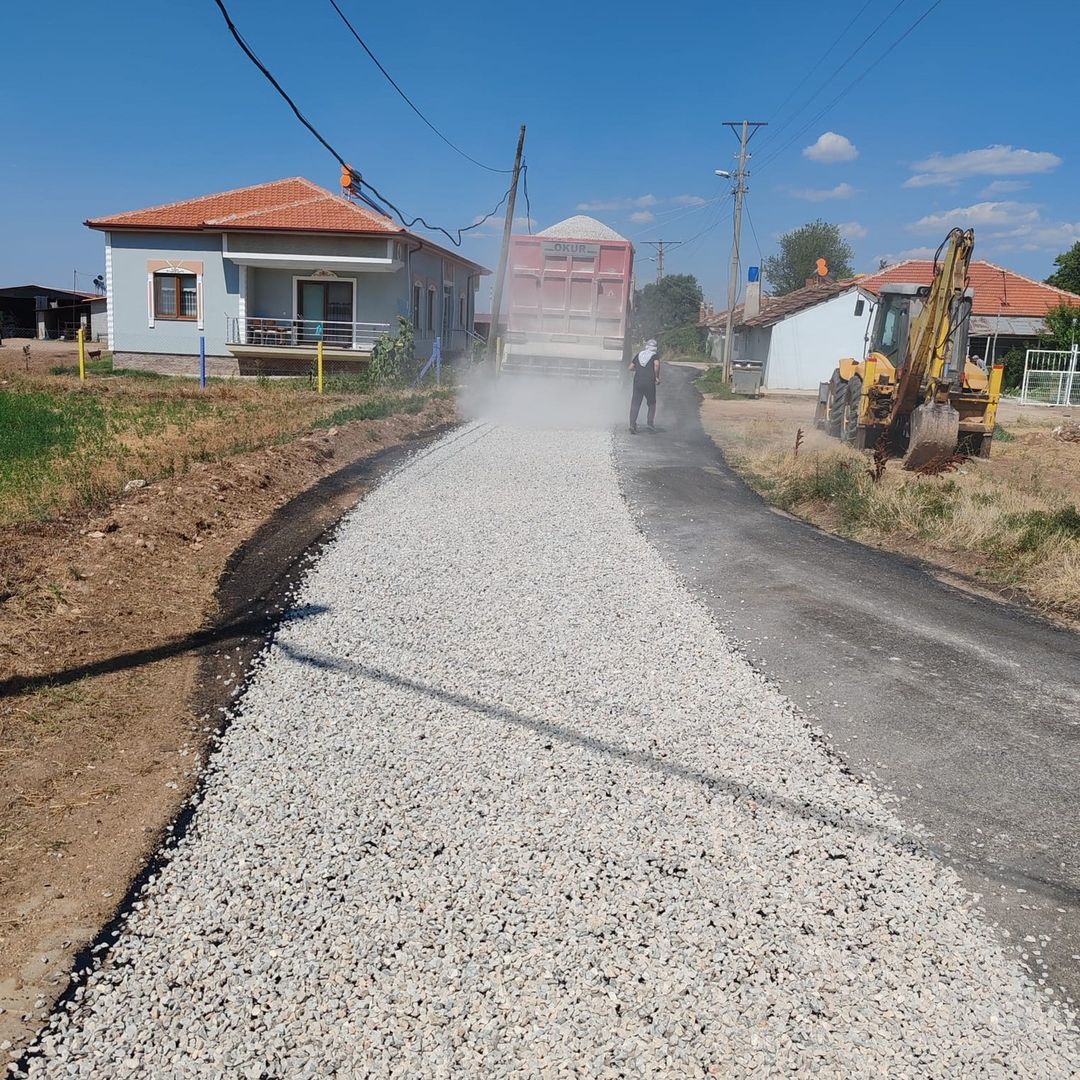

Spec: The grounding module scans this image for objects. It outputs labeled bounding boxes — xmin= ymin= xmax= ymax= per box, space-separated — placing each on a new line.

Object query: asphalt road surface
xmin=616 ymin=364 xmax=1080 ymax=1012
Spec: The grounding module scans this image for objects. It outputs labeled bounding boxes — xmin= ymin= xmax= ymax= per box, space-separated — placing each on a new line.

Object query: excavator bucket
xmin=903 ymin=400 xmax=960 ymax=471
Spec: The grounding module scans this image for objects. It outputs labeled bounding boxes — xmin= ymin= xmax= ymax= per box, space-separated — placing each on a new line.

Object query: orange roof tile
xmin=86 ymin=177 xmax=401 ymax=236
xmin=856 ymin=259 xmax=1080 ymax=317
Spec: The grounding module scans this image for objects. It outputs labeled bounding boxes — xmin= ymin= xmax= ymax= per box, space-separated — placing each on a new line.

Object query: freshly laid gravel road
xmin=19 ymin=422 xmax=1080 ymax=1077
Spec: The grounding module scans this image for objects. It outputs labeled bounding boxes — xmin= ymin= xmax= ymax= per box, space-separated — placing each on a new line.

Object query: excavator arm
xmin=891 ymin=228 xmax=975 ymax=469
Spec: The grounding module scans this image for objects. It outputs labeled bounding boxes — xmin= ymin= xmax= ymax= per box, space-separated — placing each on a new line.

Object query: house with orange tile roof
xmin=703 ymin=260 xmax=1080 ymax=393
xmin=85 ymin=177 xmax=489 ymax=376
xmin=855 ymin=260 xmax=1080 ymax=367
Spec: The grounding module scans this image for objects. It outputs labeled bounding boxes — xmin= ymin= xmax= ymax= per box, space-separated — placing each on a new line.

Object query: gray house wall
xmin=102 ymin=228 xmax=481 ymax=375
xmin=89 ymin=301 xmax=108 ymax=342
xmin=109 ymin=232 xmax=238 ymax=361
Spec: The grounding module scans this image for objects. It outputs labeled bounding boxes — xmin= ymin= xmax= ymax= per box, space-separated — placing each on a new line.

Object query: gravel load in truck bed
xmin=537 ymin=215 xmax=628 ymax=241
xmin=20 ymin=423 xmax=1079 ymax=1078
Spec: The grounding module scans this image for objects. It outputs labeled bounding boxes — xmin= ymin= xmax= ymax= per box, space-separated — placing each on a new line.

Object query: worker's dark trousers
xmin=630 ymin=383 xmax=656 ymax=429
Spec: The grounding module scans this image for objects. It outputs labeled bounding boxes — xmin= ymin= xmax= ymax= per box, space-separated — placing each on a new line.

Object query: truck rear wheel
xmin=826 ymin=370 xmax=846 ymax=437
xmin=841 ymin=374 xmax=862 ymax=444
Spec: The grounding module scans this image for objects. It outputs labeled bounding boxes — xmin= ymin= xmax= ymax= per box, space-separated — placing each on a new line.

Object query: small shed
xmin=0 ymin=285 xmax=100 ymax=340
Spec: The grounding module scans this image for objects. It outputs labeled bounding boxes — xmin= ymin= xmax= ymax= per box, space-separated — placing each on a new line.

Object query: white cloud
xmin=630 ymin=210 xmax=655 ymax=224
xmin=911 ymin=201 xmax=1040 ymax=231
xmin=902 ymin=145 xmax=1061 ymax=188
xmin=791 ymin=182 xmax=857 ymax=202
xmin=839 ymin=221 xmax=868 ymax=239
xmin=512 ymin=215 xmax=538 ymax=230
xmin=983 ymin=222 xmax=1080 ymax=253
xmin=672 ymin=194 xmax=707 ymax=206
xmin=980 ymin=180 xmax=1030 ymax=196
xmin=577 ymin=194 xmax=657 ymax=211
xmin=802 ymin=132 xmax=859 ymax=163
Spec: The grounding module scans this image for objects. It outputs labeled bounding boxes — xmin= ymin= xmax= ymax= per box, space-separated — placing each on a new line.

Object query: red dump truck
xmin=501 ymin=216 xmax=634 ymax=379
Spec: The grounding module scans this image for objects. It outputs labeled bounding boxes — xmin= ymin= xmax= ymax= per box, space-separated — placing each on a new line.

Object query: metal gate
xmin=1020 ymin=347 xmax=1080 ymax=405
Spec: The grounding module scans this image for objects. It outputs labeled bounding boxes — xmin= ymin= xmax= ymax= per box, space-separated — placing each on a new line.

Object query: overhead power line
xmin=521 ymin=163 xmax=533 ymax=233
xmin=761 ymin=0 xmax=909 ymax=152
xmin=765 ymin=0 xmax=876 ymax=138
xmin=756 ymin=0 xmax=945 ymax=175
xmin=328 ymin=0 xmax=512 ymax=175
xmin=211 ymin=0 xmax=511 ymax=246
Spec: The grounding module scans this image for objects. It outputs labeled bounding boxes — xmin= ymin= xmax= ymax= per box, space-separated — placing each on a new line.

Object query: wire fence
xmin=1020 ymin=347 xmax=1080 ymax=406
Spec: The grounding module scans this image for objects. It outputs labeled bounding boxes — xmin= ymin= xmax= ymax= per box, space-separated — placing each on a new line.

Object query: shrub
xmin=999 ymin=348 xmax=1027 ymax=392
xmin=659 ymin=325 xmax=708 ymax=357
xmin=369 ymin=316 xmax=417 ymax=387
xmin=695 ymin=367 xmax=735 ymax=399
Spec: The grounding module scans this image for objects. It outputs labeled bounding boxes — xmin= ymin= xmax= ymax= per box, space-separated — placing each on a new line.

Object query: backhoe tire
xmin=826 ymin=369 xmax=846 ymax=437
xmin=842 ymin=373 xmax=863 ymax=445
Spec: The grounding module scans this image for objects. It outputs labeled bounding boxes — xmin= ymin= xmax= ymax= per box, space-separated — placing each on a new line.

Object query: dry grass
xmin=704 ymin=398 xmax=1080 ymax=617
xmin=0 ymin=368 xmax=450 ymax=527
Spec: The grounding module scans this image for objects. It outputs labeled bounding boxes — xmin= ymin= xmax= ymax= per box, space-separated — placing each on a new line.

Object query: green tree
xmin=761 ymin=219 xmax=854 ymax=296
xmin=632 ymin=273 xmax=705 ymax=354
xmin=1042 ymin=302 xmax=1080 ymax=350
xmin=1045 ymin=242 xmax=1080 ymax=295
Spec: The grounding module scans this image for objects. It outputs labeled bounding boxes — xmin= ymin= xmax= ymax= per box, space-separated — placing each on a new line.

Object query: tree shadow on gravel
xmin=277 ymin=643 xmax=920 ymax=852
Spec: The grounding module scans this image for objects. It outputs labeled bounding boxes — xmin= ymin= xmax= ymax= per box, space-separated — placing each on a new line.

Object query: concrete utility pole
xmin=641 ymin=240 xmax=683 ymax=283
xmin=720 ymin=120 xmax=766 ymax=381
xmin=485 ymin=124 xmax=526 ymax=370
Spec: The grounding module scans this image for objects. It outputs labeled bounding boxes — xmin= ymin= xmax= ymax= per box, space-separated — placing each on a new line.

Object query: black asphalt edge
xmin=689 ymin=378 xmax=1078 ymax=636
xmin=9 ymin=419 xmax=459 ymax=1076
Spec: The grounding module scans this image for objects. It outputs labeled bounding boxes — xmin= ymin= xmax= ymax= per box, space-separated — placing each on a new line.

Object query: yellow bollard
xmin=317 ymin=339 xmax=324 ymax=394
xmin=77 ymin=327 xmax=86 ymax=381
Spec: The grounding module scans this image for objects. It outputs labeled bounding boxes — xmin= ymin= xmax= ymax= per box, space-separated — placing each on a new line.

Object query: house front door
xmin=298 ymin=280 xmax=353 ymax=345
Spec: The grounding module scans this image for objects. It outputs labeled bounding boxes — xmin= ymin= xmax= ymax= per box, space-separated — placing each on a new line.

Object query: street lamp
xmin=714 ymin=169 xmax=732 ymax=180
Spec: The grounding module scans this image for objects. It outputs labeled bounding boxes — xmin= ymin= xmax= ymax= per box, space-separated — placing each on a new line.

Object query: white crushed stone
xmin=537 ymin=215 xmax=627 ymax=242
xmin=19 ymin=423 xmax=1080 ymax=1078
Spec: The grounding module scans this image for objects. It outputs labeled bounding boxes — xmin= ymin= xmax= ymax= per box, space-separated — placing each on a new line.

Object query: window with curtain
xmin=443 ymin=285 xmax=453 ymax=335
xmin=154 ymin=273 xmax=197 ymax=320
xmin=426 ymin=288 xmax=435 ymax=332
xmin=412 ymin=284 xmax=422 ymax=330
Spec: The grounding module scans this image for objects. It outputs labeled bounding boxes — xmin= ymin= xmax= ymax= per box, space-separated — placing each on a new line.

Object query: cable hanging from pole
xmin=211 ymin=0 xmax=513 ymax=246
xmin=328 ymin=0 xmax=512 ymax=175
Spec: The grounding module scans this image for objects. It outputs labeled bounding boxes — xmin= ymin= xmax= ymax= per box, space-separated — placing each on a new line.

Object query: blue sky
xmin=3 ymin=0 xmax=1078 ymax=304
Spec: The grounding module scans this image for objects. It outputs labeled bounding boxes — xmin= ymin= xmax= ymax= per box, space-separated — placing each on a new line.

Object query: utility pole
xmin=720 ymin=120 xmax=766 ymax=381
xmin=641 ymin=240 xmax=683 ymax=283
xmin=485 ymin=124 xmax=526 ymax=370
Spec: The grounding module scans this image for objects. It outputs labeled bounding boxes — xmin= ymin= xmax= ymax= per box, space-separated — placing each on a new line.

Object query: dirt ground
xmin=0 ymin=338 xmax=102 ymax=376
xmin=0 ymin=378 xmax=456 ymax=1057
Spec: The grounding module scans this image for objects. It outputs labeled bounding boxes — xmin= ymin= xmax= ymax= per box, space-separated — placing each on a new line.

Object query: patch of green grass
xmin=695 ymin=366 xmax=736 ymax=400
xmin=49 ymin=355 xmax=172 ymax=381
xmin=772 ymin=456 xmax=871 ymax=530
xmin=316 ymin=390 xmax=448 ymax=428
xmin=993 ymin=423 xmax=1015 ymax=443
xmin=1005 ymin=505 xmax=1080 ymax=552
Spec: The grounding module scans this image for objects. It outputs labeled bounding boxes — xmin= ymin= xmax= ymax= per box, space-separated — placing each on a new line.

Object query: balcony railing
xmin=226 ymin=317 xmax=391 ymax=351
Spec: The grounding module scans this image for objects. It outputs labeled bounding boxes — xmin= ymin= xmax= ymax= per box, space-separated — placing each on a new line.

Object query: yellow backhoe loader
xmin=816 ymin=228 xmax=1004 ymax=469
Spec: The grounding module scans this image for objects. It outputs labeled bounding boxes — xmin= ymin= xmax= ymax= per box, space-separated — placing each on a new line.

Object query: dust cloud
xmin=457 ymin=371 xmax=629 ymax=431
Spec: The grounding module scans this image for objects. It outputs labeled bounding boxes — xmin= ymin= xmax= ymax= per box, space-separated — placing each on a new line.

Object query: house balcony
xmin=225 ymin=317 xmax=391 ymax=367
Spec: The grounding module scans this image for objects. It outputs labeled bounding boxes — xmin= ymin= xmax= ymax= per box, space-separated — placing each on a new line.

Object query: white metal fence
xmin=1020 ymin=346 xmax=1080 ymax=406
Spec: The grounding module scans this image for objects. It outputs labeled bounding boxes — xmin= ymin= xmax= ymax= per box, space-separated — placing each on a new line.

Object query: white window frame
xmin=146 ymin=262 xmax=203 ymax=330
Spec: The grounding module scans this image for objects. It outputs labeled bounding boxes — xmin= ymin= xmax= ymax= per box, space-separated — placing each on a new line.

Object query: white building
xmin=709 ymin=279 xmax=876 ymax=392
